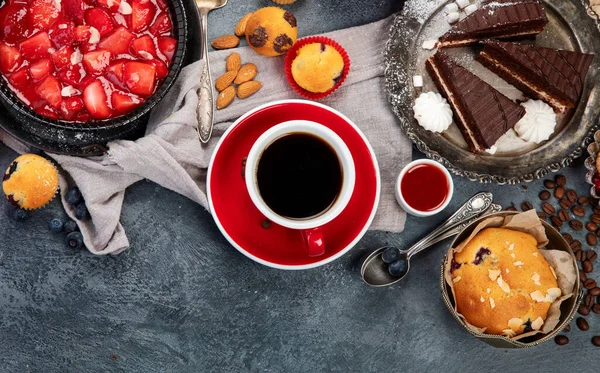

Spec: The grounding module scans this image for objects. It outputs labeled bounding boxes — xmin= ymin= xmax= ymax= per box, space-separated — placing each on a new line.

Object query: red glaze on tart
xmin=0 ymin=0 xmax=177 ymax=122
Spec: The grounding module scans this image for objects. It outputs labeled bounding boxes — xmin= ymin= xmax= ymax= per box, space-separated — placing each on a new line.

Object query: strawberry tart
xmin=0 ymin=0 xmax=178 ymax=122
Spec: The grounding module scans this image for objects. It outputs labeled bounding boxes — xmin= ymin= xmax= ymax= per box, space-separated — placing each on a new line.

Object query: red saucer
xmin=207 ymin=100 xmax=380 ymax=269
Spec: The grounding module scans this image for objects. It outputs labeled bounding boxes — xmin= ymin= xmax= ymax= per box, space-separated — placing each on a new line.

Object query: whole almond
xmin=226 ymin=53 xmax=241 ymax=72
xmin=215 ymin=70 xmax=237 ymax=92
xmin=234 ymin=63 xmax=258 ymax=85
xmin=211 ymin=35 xmax=240 ymax=50
xmin=237 ymin=80 xmax=262 ymax=99
xmin=235 ymin=12 xmax=253 ymax=37
xmin=217 ymin=86 xmax=236 ymax=109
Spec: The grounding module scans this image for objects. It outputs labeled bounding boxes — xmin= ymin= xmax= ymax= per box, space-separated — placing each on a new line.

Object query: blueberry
xmin=388 ymin=259 xmax=409 ymax=278
xmin=65 ymin=187 xmax=83 ymax=206
xmin=381 ymin=247 xmax=401 ymax=264
xmin=12 ymin=208 xmax=29 ymax=222
xmin=48 ymin=217 xmax=64 ymax=232
xmin=74 ymin=202 xmax=90 ymax=221
xmin=65 ymin=231 xmax=84 ymax=249
xmin=63 ymin=220 xmax=79 ymax=233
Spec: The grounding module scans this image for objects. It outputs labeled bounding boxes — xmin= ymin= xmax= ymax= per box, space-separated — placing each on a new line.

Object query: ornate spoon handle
xmin=405 ymin=192 xmax=494 ymax=258
xmin=197 ymin=10 xmax=213 ymax=143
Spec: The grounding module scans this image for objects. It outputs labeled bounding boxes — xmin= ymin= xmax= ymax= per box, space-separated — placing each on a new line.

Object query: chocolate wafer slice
xmin=478 ymin=39 xmax=594 ymax=113
xmin=438 ymin=0 xmax=548 ymax=48
xmin=425 ymin=50 xmax=525 ymax=153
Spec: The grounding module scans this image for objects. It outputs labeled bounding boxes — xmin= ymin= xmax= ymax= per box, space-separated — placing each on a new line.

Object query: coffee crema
xmin=256 ymin=133 xmax=342 ymax=219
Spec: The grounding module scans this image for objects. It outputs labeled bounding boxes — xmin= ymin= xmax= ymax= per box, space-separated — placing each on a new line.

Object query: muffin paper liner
xmin=443 ymin=210 xmax=577 ymax=343
xmin=284 ymin=36 xmax=351 ymax=101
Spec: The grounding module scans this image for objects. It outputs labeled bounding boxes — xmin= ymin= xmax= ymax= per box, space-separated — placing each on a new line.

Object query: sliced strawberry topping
xmin=63 ymin=0 xmax=85 ymax=24
xmin=8 ymin=67 xmax=31 ymax=88
xmin=19 ymin=32 xmax=52 ymax=61
xmin=130 ymin=0 xmax=156 ymax=33
xmin=29 ymin=58 xmax=53 ymax=81
xmin=82 ymin=49 xmax=111 ymax=75
xmin=74 ymin=25 xmax=92 ymax=42
xmin=49 ymin=19 xmax=75 ymax=49
xmin=0 ymin=42 xmax=22 ymax=73
xmin=85 ymin=8 xmax=115 ymax=37
xmin=98 ymin=0 xmax=122 ymax=12
xmin=78 ymin=74 xmax=96 ymax=90
xmin=35 ymin=75 xmax=62 ymax=108
xmin=149 ymin=13 xmax=172 ymax=36
xmin=157 ymin=36 xmax=176 ymax=63
xmin=57 ymin=64 xmax=83 ymax=86
xmin=105 ymin=61 xmax=125 ymax=88
xmin=147 ymin=58 xmax=168 ymax=79
xmin=52 ymin=45 xmax=74 ymax=69
xmin=131 ymin=35 xmax=156 ymax=59
xmin=0 ymin=4 xmax=32 ymax=44
xmin=123 ymin=61 xmax=155 ymax=96
xmin=60 ymin=95 xmax=84 ymax=120
xmin=98 ymin=26 xmax=135 ymax=55
xmin=155 ymin=0 xmax=169 ymax=11
xmin=30 ymin=0 xmax=60 ymax=31
xmin=83 ymin=79 xmax=112 ymax=119
xmin=111 ymin=91 xmax=143 ymax=113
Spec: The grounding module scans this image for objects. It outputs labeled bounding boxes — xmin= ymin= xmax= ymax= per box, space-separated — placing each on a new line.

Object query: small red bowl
xmin=284 ymin=36 xmax=351 ymax=100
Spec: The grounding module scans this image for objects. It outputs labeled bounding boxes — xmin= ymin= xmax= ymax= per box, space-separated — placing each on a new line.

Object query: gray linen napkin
xmin=1 ymin=15 xmax=411 ymax=254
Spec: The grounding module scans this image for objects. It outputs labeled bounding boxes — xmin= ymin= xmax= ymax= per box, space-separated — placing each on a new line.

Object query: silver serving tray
xmin=385 ymin=0 xmax=600 ymax=184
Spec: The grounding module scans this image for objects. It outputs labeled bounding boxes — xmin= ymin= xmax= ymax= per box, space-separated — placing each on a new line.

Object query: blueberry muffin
xmin=450 ymin=228 xmax=560 ymax=336
xmin=245 ymin=7 xmax=298 ymax=57
xmin=3 ymin=154 xmax=59 ymax=210
xmin=291 ymin=43 xmax=345 ymax=93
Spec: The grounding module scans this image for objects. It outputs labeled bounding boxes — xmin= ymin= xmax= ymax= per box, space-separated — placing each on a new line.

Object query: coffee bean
xmin=556 ymin=175 xmax=567 ymax=186
xmin=570 ymin=220 xmax=584 ymax=230
xmin=581 ymin=270 xmax=587 ymax=282
xmin=573 ymin=205 xmax=586 ymax=217
xmin=590 ymin=287 xmax=600 ymax=296
xmin=594 ymin=304 xmax=600 ymax=314
xmin=559 ymin=209 xmax=569 ymax=222
xmin=537 ymin=211 xmax=547 ymax=221
xmin=560 ymin=198 xmax=572 ymax=209
xmin=521 ymin=201 xmax=533 ymax=211
xmin=585 ymin=279 xmax=597 ymax=289
xmin=552 ymin=216 xmax=563 ymax=228
xmin=555 ymin=335 xmax=569 ymax=345
xmin=544 ymin=180 xmax=557 ymax=189
xmin=586 ymin=294 xmax=595 ymax=307
xmin=595 ymin=207 xmax=600 ymax=215
xmin=587 ymin=222 xmax=599 ymax=232
xmin=542 ymin=202 xmax=556 ymax=215
xmin=579 ymin=304 xmax=591 ymax=316
xmin=564 ymin=324 xmax=571 ymax=332
xmin=592 ymin=336 xmax=600 ymax=347
xmin=505 ymin=205 xmax=517 ymax=212
xmin=592 ymin=215 xmax=600 ymax=224
xmin=579 ymin=196 xmax=591 ymax=206
xmin=576 ymin=251 xmax=583 ymax=261
xmin=555 ymin=186 xmax=566 ymax=199
xmin=567 ymin=189 xmax=578 ymax=203
xmin=577 ymin=317 xmax=590 ymax=331
xmin=583 ymin=260 xmax=594 ymax=273
xmin=587 ymin=233 xmax=598 ymax=246
xmin=588 ymin=250 xmax=598 ymax=261
xmin=570 ymin=240 xmax=582 ymax=252
xmin=563 ymin=233 xmax=574 ymax=244
xmin=539 ymin=190 xmax=551 ymax=200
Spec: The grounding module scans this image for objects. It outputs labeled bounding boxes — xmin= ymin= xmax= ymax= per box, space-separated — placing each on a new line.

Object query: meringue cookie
xmin=413 ymin=92 xmax=453 ymax=133
xmin=514 ymin=100 xmax=557 ymax=144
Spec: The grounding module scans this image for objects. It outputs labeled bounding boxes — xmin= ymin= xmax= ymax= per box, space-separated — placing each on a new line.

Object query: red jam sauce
xmin=0 ymin=0 xmax=177 ymax=122
xmin=400 ymin=163 xmax=450 ymax=212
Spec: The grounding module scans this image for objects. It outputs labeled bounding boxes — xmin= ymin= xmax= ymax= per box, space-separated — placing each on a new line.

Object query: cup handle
xmin=302 ymin=227 xmax=326 ymax=257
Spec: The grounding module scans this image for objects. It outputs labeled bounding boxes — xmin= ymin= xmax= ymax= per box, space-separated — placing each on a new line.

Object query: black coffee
xmin=257 ymin=133 xmax=342 ymax=219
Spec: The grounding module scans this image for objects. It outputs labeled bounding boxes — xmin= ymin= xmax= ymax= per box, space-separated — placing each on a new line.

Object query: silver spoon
xmin=361 ymin=192 xmax=495 ymax=287
xmin=195 ymin=0 xmax=228 ymax=144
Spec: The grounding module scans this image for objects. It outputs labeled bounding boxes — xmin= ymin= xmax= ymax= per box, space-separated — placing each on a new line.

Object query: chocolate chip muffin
xmin=245 ymin=7 xmax=298 ymax=57
xmin=450 ymin=228 xmax=560 ymax=336
xmin=3 ymin=154 xmax=59 ymax=210
xmin=291 ymin=43 xmax=345 ymax=93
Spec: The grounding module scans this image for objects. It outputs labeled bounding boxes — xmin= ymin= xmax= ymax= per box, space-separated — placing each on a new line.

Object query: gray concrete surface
xmin=0 ymin=0 xmax=598 ymax=371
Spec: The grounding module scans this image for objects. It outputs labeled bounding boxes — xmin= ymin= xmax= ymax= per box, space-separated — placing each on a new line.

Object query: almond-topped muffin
xmin=450 ymin=228 xmax=560 ymax=336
